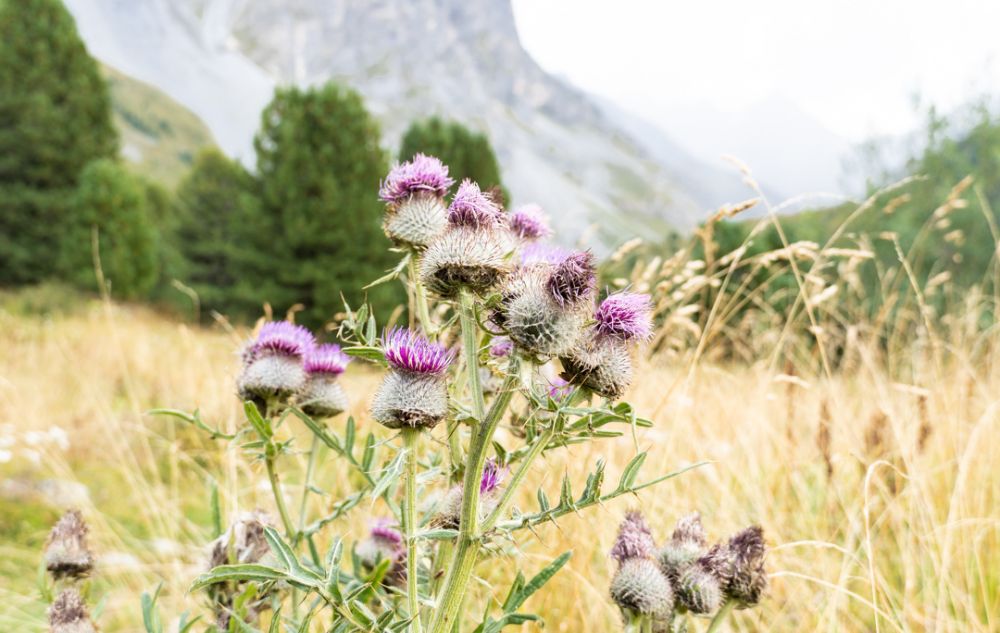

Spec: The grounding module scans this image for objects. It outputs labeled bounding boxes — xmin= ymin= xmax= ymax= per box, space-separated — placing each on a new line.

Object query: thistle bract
xmin=420 ymin=225 xmax=513 ymax=297
xmin=595 ymin=292 xmax=654 ymax=342
xmin=44 ymin=510 xmax=93 ymax=580
xmin=508 ymin=203 xmax=551 ymax=240
xmin=49 ymin=589 xmax=96 ymax=633
xmin=610 ymin=558 xmax=674 ymax=618
xmin=674 ymin=563 xmax=723 ymax=615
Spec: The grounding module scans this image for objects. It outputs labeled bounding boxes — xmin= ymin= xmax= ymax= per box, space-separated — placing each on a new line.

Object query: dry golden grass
xmin=1 ymin=290 xmax=997 ymax=632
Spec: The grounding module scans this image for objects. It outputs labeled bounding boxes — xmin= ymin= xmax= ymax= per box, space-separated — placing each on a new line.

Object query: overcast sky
xmin=511 ymin=0 xmax=1000 ymax=142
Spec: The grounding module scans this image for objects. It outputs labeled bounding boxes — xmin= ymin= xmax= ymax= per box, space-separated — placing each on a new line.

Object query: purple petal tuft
xmin=520 ymin=242 xmax=571 ymax=267
xmin=611 ymin=510 xmax=657 ymax=562
xmin=253 ymin=321 xmax=316 ymax=358
xmin=370 ymin=518 xmax=404 ymax=545
xmin=382 ymin=328 xmax=453 ymax=375
xmin=447 ymin=180 xmax=505 ymax=229
xmin=480 ymin=458 xmax=506 ymax=494
xmin=595 ymin=293 xmax=654 ymax=342
xmin=304 ymin=343 xmax=350 ymax=375
xmin=546 ymin=377 xmax=573 ymax=402
xmin=509 ymin=203 xmax=552 ymax=240
xmin=489 ymin=337 xmax=514 ymax=357
xmin=546 ymin=251 xmax=596 ymax=307
xmin=379 ymin=154 xmax=454 ymax=203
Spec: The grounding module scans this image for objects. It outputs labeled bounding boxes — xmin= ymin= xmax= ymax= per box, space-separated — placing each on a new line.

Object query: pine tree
xmin=174 ymin=148 xmax=260 ymax=318
xmin=399 ymin=117 xmax=505 ymax=196
xmin=61 ymin=160 xmax=158 ymax=299
xmin=251 ymin=84 xmax=401 ymax=326
xmin=0 ymin=0 xmax=118 ymax=283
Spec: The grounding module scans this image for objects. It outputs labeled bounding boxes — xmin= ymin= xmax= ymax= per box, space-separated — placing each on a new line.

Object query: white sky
xmin=511 ymin=0 xmax=1000 ymax=142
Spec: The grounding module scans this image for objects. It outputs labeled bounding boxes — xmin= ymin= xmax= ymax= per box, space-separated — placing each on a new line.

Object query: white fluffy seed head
xmin=610 ymin=558 xmax=674 ymax=618
xmin=420 ymin=226 xmax=514 ymax=297
xmin=383 ymin=193 xmax=449 ymax=249
xmin=675 ymin=564 xmax=724 ymax=615
xmin=237 ymin=352 xmax=306 ymax=405
xmin=298 ymin=375 xmax=349 ymax=418
xmin=500 ymin=267 xmax=588 ymax=359
xmin=371 ymin=370 xmax=449 ymax=430
xmin=560 ymin=335 xmax=633 ymax=399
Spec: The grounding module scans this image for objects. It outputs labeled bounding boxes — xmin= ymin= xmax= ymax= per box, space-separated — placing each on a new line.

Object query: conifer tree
xmin=0 ymin=0 xmax=118 ymax=283
xmin=252 ymin=84 xmax=401 ymax=326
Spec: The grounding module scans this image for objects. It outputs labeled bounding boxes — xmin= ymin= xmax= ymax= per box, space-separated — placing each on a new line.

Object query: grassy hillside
xmin=102 ymin=65 xmax=217 ymax=187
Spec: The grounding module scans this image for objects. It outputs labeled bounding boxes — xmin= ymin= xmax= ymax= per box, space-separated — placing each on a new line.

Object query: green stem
xmin=409 ymin=253 xmax=434 ymax=335
xmin=402 ymin=429 xmax=423 ymax=633
xmin=429 ymin=293 xmax=519 ymax=633
xmin=265 ymin=451 xmax=296 ymax=539
xmin=640 ymin=615 xmax=653 ymax=633
xmin=446 ymin=420 xmax=463 ymax=484
xmin=481 ymin=423 xmax=550 ymax=532
xmin=705 ymin=600 xmax=736 ymax=633
xmin=296 ymin=434 xmax=321 ymax=542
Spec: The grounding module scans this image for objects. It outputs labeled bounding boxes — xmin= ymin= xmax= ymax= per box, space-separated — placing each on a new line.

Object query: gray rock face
xmin=65 ymin=0 xmax=707 ymax=247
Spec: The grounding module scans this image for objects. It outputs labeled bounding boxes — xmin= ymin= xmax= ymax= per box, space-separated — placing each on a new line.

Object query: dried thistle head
xmin=546 ymin=251 xmax=596 ymax=308
xmin=609 ymin=558 xmax=674 ymax=618
xmin=49 ymin=589 xmax=97 ymax=633
xmin=700 ymin=526 xmax=768 ymax=609
xmin=559 ymin=335 xmax=633 ymax=400
xmin=44 ymin=510 xmax=94 ymax=580
xmin=610 ymin=511 xmax=657 ymax=563
xmin=674 ymin=562 xmax=723 ymax=615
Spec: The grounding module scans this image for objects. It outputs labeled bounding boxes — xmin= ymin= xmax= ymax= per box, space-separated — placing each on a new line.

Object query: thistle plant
xmin=609 ymin=511 xmax=769 ymax=632
xmin=42 ymin=510 xmax=99 ymax=633
xmin=156 ymin=154 xmax=708 ymax=633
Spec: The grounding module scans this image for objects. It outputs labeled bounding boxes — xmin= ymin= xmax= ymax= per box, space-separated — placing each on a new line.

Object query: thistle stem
xmin=705 ymin=599 xmax=737 ymax=633
xmin=430 ymin=293 xmax=519 ymax=633
xmin=640 ymin=615 xmax=653 ymax=633
xmin=402 ymin=428 xmax=423 ymax=633
xmin=481 ymin=422 xmax=549 ymax=532
xmin=296 ymin=434 xmax=321 ymax=542
xmin=409 ymin=254 xmax=434 ymax=335
xmin=265 ymin=451 xmax=296 ymax=539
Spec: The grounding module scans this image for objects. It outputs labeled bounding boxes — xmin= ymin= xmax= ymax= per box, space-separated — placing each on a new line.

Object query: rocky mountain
xmin=64 ymin=0 xmax=719 ymax=248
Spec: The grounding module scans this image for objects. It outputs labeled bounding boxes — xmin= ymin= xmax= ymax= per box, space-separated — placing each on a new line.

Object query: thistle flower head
xmin=546 ymin=251 xmax=596 ymax=307
xmin=209 ymin=511 xmax=272 ymax=568
xmin=560 ymin=335 xmax=634 ymax=400
xmin=658 ymin=512 xmax=709 ymax=581
xmin=480 ymin=458 xmax=506 ymax=495
xmin=382 ymin=328 xmax=452 ymax=375
xmin=252 ymin=321 xmax=316 ymax=358
xmin=675 ymin=563 xmax=724 ymax=615
xmin=49 ymin=589 xmax=96 ymax=633
xmin=298 ymin=374 xmax=349 ymax=418
xmin=44 ymin=509 xmax=94 ymax=580
xmin=447 ymin=179 xmax=505 ymax=229
xmin=595 ymin=293 xmax=654 ymax=342
xmin=371 ymin=369 xmax=450 ymax=430
xmin=520 ymin=242 xmax=570 ymax=267
xmin=419 ymin=224 xmax=514 ymax=296
xmin=489 ymin=337 xmax=514 ymax=357
xmin=509 ymin=203 xmax=551 ymax=240
xmin=498 ymin=266 xmax=589 ymax=359
xmin=304 ymin=343 xmax=350 ymax=375
xmin=370 ymin=518 xmax=404 ymax=546
xmin=379 ymin=153 xmax=454 ymax=203
xmin=610 ymin=558 xmax=674 ymax=618
xmin=726 ymin=525 xmax=768 ymax=607
xmin=611 ymin=510 xmax=657 ymax=563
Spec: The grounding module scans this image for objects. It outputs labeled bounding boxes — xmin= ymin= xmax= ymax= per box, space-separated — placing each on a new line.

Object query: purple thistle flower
xmin=520 ymin=242 xmax=570 ymax=267
xmin=480 ymin=458 xmax=506 ymax=494
xmin=370 ymin=518 xmax=404 ymax=546
xmin=489 ymin=337 xmax=514 ymax=357
xmin=253 ymin=321 xmax=316 ymax=358
xmin=509 ymin=203 xmax=552 ymax=240
xmin=379 ymin=153 xmax=454 ymax=203
xmin=447 ymin=180 xmax=505 ymax=229
xmin=304 ymin=343 xmax=350 ymax=375
xmin=546 ymin=377 xmax=573 ymax=402
xmin=611 ymin=510 xmax=657 ymax=563
xmin=382 ymin=328 xmax=453 ymax=375
xmin=595 ymin=293 xmax=654 ymax=342
xmin=546 ymin=251 xmax=596 ymax=307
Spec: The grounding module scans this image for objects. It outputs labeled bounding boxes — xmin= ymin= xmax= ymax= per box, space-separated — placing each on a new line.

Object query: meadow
xmin=2 ymin=194 xmax=997 ymax=632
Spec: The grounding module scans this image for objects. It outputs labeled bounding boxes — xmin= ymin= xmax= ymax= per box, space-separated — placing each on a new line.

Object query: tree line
xmin=0 ymin=0 xmax=504 ymax=327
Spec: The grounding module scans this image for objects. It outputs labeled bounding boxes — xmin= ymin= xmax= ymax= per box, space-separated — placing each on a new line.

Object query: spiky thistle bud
xmin=508 ymin=203 xmax=552 ymax=241
xmin=371 ymin=329 xmax=452 ymax=430
xmin=356 ymin=519 xmax=407 ymax=586
xmin=496 ymin=256 xmax=594 ymax=359
xmin=674 ymin=562 xmax=724 ymax=615
xmin=420 ymin=180 xmax=513 ymax=297
xmin=699 ymin=526 xmax=768 ymax=609
xmin=49 ymin=589 xmax=97 ymax=633
xmin=44 ymin=510 xmax=94 ymax=580
xmin=658 ymin=512 xmax=708 ymax=581
xmin=298 ymin=344 xmax=350 ymax=418
xmin=610 ymin=558 xmax=674 ymax=618
xmin=237 ymin=321 xmax=314 ymax=407
xmin=611 ymin=511 xmax=657 ymax=563
xmin=559 ymin=334 xmax=633 ymax=400
xmin=379 ymin=154 xmax=454 ymax=248
xmin=436 ymin=458 xmax=506 ymax=529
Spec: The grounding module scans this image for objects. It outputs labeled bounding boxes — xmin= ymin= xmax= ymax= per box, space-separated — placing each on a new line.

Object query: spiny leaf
xmin=244 ymin=401 xmax=272 ymax=440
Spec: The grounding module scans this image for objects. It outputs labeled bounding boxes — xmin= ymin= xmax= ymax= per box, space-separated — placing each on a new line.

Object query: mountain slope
xmin=63 ymin=0 xmax=709 ymax=248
